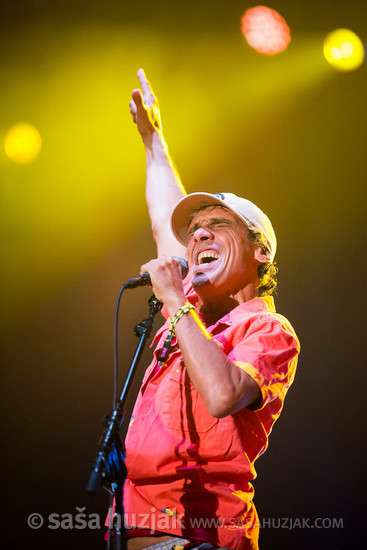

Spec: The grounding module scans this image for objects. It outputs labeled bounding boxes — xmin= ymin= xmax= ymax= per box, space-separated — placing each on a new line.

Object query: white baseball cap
xmin=171 ymin=192 xmax=277 ymax=262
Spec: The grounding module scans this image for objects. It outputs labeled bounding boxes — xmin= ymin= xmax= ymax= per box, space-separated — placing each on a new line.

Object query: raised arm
xmin=130 ymin=69 xmax=187 ymax=258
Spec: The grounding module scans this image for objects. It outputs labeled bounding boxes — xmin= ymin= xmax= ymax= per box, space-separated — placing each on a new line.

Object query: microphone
xmin=123 ymin=256 xmax=189 ymax=289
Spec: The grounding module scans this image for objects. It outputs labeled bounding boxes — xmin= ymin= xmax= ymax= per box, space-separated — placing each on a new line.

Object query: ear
xmin=254 ymin=246 xmax=271 ymax=264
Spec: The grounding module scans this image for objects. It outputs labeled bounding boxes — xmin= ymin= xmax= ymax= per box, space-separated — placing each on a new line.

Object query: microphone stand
xmin=86 ymin=293 xmax=163 ymax=550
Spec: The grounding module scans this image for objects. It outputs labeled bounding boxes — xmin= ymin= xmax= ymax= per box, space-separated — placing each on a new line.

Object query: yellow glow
xmin=4 ymin=122 xmax=42 ymax=164
xmin=0 ymin=21 xmax=331 ymax=331
xmin=323 ymin=29 xmax=365 ymax=71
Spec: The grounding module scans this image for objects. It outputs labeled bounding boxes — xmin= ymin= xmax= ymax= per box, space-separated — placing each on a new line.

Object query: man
xmin=123 ymin=70 xmax=300 ymax=550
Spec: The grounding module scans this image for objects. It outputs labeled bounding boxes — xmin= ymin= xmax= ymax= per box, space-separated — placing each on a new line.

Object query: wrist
xmin=165 ymin=294 xmax=188 ymax=319
xmin=144 ymin=131 xmax=167 ymax=156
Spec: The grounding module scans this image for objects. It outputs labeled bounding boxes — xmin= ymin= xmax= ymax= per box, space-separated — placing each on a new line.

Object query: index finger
xmin=137 ymin=68 xmax=154 ymax=97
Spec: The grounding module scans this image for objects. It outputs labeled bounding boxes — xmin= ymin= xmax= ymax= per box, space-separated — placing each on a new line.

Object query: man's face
xmin=186 ymin=206 xmax=259 ymax=299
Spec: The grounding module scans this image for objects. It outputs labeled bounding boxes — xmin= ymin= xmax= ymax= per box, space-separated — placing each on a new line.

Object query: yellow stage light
xmin=4 ymin=122 xmax=42 ymax=164
xmin=241 ymin=6 xmax=291 ymax=55
xmin=323 ymin=29 xmax=365 ymax=71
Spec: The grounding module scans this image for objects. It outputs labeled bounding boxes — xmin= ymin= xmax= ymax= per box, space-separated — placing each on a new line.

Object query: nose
xmin=193 ymin=227 xmax=214 ymax=242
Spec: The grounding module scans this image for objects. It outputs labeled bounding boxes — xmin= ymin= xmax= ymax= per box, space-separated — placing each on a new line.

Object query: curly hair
xmin=189 ymin=203 xmax=278 ymax=296
xmin=246 ymin=227 xmax=278 ymax=297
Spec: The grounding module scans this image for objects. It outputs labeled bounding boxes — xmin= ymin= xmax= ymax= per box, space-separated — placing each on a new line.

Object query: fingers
xmin=130 ymin=69 xmax=161 ymax=134
xmin=140 ymin=256 xmax=166 ymax=275
xmin=129 ymin=89 xmax=144 ymax=124
xmin=139 ymin=257 xmax=186 ymax=305
xmin=140 ymin=259 xmax=153 ymax=276
xmin=136 ymin=68 xmax=156 ymax=109
xmin=129 ymin=98 xmax=137 ymax=114
xmin=137 ymin=68 xmax=153 ymax=97
xmin=131 ymin=88 xmax=142 ymax=105
xmin=140 ymin=256 xmax=181 ymax=276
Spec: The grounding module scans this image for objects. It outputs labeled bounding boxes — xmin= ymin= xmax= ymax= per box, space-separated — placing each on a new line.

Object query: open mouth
xmin=197 ymin=250 xmax=220 ymax=265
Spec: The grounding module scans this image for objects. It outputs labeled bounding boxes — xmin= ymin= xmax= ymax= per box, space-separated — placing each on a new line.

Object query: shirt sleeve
xmin=228 ymin=314 xmax=300 ymax=410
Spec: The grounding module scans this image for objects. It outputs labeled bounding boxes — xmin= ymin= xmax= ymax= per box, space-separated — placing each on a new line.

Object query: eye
xmin=210 ymin=221 xmax=231 ymax=230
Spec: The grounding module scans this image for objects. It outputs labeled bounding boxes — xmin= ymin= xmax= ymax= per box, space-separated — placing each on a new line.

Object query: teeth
xmin=198 ymin=251 xmax=220 ymax=265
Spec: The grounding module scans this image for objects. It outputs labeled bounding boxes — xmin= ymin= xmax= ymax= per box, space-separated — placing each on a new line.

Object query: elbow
xmin=205 ymin=393 xmax=239 ymax=419
xmin=210 ymin=408 xmax=232 ymax=419
xmin=195 ymin=360 xmax=261 ymax=418
xmin=205 ymin=386 xmax=260 ymax=418
xmin=207 ymin=403 xmax=235 ymax=419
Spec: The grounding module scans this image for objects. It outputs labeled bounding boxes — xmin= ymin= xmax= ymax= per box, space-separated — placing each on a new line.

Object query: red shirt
xmin=123 ymin=280 xmax=300 ymax=550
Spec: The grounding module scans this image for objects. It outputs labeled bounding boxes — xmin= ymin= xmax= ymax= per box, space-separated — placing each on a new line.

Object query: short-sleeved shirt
xmin=123 ymin=278 xmax=300 ymax=550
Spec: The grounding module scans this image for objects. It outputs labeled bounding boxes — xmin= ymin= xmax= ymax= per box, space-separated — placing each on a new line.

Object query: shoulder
xmin=258 ymin=309 xmax=300 ymax=349
xmin=224 ymin=298 xmax=300 ymax=354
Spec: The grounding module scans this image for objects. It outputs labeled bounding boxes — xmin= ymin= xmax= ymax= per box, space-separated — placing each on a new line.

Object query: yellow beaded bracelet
xmin=171 ymin=301 xmax=212 ymax=340
xmin=170 ymin=302 xmax=196 ymax=329
xmin=158 ymin=302 xmax=211 ymax=363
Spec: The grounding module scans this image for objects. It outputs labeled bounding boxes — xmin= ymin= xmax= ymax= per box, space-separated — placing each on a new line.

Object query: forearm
xmin=166 ymin=300 xmax=260 ymax=417
xmin=144 ymin=131 xmax=186 ymax=242
xmin=130 ymin=70 xmax=187 ymax=256
xmin=140 ymin=256 xmax=261 ymax=416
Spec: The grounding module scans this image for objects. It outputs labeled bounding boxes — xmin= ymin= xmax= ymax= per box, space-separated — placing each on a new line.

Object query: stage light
xmin=241 ymin=5 xmax=291 ymax=55
xmin=4 ymin=122 xmax=42 ymax=164
xmin=323 ymin=29 xmax=365 ymax=71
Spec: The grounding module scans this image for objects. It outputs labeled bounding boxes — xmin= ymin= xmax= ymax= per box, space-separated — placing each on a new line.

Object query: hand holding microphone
xmin=123 ymin=256 xmax=188 ymax=289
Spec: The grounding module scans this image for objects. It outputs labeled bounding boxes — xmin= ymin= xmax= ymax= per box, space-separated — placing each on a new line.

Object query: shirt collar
xmin=206 ymin=295 xmax=276 ymax=332
xmin=152 ymin=295 xmax=276 ymax=346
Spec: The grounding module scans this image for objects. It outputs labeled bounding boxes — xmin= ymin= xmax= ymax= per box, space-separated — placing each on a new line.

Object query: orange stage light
xmin=241 ymin=5 xmax=291 ymax=55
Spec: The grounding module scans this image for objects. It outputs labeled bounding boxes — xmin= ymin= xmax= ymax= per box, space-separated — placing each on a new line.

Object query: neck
xmin=197 ymin=283 xmax=259 ymax=326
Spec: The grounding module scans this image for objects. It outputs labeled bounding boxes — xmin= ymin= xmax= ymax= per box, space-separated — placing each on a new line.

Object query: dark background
xmin=1 ymin=1 xmax=366 ymax=548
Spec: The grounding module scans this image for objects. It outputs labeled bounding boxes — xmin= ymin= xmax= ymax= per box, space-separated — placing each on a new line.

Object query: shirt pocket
xmin=159 ymin=370 xmax=218 ymax=434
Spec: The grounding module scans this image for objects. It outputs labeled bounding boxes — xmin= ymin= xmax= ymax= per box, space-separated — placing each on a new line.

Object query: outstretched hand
xmin=129 ymin=69 xmax=162 ymax=140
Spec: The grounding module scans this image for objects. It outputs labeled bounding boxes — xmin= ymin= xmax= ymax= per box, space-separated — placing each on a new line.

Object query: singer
xmin=121 ymin=70 xmax=300 ymax=550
